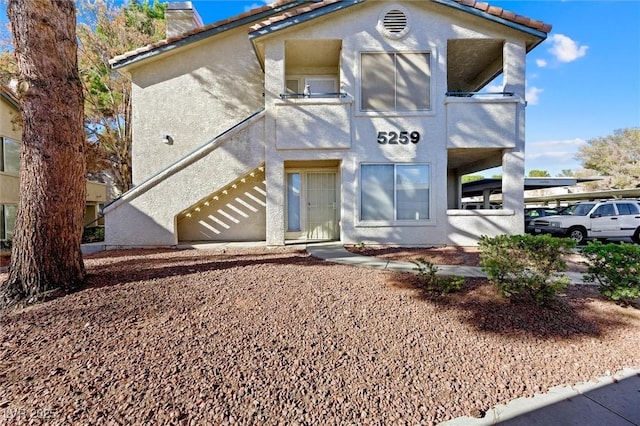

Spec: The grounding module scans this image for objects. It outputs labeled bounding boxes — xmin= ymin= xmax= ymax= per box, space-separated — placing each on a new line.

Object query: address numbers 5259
xmin=376 ymin=131 xmax=421 ymax=145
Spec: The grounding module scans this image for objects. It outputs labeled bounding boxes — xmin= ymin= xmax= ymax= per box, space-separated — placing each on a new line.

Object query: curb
xmin=438 ymin=368 xmax=640 ymax=425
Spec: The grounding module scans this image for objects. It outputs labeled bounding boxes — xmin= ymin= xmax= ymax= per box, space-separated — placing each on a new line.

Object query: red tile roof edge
xmin=110 ymin=0 xmax=551 ymax=68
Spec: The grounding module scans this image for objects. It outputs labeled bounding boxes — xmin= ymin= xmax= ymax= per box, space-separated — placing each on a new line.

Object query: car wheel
xmin=567 ymin=227 xmax=587 ymax=245
xmin=633 ymin=228 xmax=640 ymax=244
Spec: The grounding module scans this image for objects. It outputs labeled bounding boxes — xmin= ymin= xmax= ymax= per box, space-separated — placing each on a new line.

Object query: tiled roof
xmin=109 ymin=0 xmax=306 ymax=68
xmin=457 ymin=0 xmax=552 ymax=33
xmin=110 ymin=0 xmax=551 ymax=69
xmin=248 ymin=0 xmax=552 ymax=34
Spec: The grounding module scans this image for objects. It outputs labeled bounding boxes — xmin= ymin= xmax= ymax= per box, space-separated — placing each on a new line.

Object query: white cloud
xmin=244 ymin=0 xmax=276 ymax=12
xmin=528 ymin=138 xmax=586 ymax=150
xmin=547 ymin=34 xmax=588 ymax=63
xmin=525 ymin=138 xmax=587 ymax=174
xmin=486 ymin=83 xmax=503 ymax=92
xmin=526 ymin=86 xmax=543 ymax=105
xmin=536 ymin=58 xmax=547 ymax=68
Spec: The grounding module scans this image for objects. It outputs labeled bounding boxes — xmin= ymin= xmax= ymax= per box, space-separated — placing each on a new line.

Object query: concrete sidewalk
xmin=306 ymin=242 xmax=640 ymax=426
xmin=306 ymin=242 xmax=588 ymax=285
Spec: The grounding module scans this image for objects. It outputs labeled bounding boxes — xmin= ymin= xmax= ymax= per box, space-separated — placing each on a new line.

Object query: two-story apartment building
xmin=104 ymin=0 xmax=551 ymax=247
xmin=0 ymin=87 xmax=108 ymax=243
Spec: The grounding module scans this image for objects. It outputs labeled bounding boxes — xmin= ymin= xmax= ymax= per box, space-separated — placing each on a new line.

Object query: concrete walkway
xmin=306 ymin=242 xmax=640 ymax=426
xmin=306 ymin=242 xmax=588 ymax=285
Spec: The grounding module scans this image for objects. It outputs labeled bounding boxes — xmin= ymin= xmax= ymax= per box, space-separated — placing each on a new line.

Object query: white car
xmin=527 ymin=200 xmax=640 ymax=244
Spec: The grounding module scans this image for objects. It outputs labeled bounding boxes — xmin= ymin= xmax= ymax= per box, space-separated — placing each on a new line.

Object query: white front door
xmin=306 ymin=172 xmax=338 ymax=240
xmin=285 ymin=171 xmax=339 ymax=241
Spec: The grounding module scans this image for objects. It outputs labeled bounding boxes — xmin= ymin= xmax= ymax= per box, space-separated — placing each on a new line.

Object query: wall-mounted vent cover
xmin=383 ymin=10 xmax=407 ymax=34
xmin=378 ymin=7 xmax=410 ymax=40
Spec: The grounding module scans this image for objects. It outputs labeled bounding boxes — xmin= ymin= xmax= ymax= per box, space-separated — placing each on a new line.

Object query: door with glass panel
xmin=286 ymin=171 xmax=339 ymax=240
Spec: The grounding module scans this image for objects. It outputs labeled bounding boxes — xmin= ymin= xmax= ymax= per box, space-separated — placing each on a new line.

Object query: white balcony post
xmin=264 ymin=41 xmax=286 ymax=245
xmin=502 ymin=40 xmax=526 ymax=227
xmin=503 ymin=40 xmax=526 ymax=99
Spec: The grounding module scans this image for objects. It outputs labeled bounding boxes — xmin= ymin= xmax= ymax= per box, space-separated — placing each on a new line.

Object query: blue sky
xmin=191 ymin=0 xmax=640 ymax=176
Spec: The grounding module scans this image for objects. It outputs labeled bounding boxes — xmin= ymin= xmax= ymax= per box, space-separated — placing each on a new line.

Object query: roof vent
xmin=378 ymin=6 xmax=410 ymax=40
xmin=383 ymin=10 xmax=407 ymax=34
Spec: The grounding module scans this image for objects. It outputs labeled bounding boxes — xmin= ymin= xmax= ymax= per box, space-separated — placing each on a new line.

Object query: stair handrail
xmin=104 ymin=109 xmax=265 ymax=213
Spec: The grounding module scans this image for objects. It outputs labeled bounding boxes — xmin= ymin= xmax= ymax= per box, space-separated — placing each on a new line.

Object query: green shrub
xmin=412 ymin=257 xmax=464 ymax=295
xmin=478 ymin=234 xmax=576 ymax=305
xmin=82 ymin=226 xmax=105 ymax=243
xmin=582 ymin=241 xmax=640 ymax=305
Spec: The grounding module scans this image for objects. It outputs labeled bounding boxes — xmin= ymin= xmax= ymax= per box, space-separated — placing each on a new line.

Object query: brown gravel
xmin=1 ymin=247 xmax=638 ymax=425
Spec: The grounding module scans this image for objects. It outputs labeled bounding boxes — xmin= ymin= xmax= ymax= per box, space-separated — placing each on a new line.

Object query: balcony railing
xmin=445 ymin=91 xmax=514 ymax=97
xmin=445 ymin=93 xmax=522 ymax=149
xmin=279 ymin=92 xmax=348 ymax=100
xmin=274 ymin=94 xmax=353 ymax=150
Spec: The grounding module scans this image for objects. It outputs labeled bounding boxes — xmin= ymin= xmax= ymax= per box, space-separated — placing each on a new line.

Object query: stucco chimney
xmin=165 ymin=2 xmax=203 ymax=38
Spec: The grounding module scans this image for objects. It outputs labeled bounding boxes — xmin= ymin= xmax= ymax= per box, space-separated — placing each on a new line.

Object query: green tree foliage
xmin=576 ymin=128 xmax=640 ymax=189
xmin=77 ymin=0 xmax=166 ymax=194
xmin=556 ymin=169 xmax=575 ymax=177
xmin=0 ymin=1 xmax=166 ymax=195
xmin=528 ymin=170 xmax=550 ymax=177
xmin=461 ymin=175 xmax=484 ymax=183
xmin=0 ymin=50 xmax=18 ymax=87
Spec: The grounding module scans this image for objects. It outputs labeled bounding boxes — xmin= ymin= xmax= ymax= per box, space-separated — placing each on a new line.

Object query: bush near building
xmin=479 ymin=234 xmax=576 ymax=306
xmin=582 ymin=241 xmax=640 ymax=305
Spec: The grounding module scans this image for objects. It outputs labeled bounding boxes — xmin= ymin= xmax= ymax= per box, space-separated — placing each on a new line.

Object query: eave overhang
xmin=434 ymin=0 xmax=550 ymax=50
xmin=248 ymin=0 xmax=365 ymax=40
xmin=110 ymin=0 xmax=309 ymax=71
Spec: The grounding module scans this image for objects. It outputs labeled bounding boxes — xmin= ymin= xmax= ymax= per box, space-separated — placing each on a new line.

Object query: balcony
xmin=275 ymin=94 xmax=353 ymax=150
xmin=445 ymin=92 xmax=523 ymax=149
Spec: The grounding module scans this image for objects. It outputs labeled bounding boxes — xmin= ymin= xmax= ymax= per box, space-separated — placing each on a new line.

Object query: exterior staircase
xmin=103 ymin=110 xmax=266 ymax=247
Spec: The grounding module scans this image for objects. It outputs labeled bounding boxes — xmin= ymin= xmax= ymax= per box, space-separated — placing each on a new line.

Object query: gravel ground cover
xmin=1 ymin=247 xmax=638 ymax=425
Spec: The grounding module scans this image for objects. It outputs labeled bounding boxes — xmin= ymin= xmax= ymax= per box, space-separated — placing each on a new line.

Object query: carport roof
xmin=462 ymin=177 xmax=599 ymax=198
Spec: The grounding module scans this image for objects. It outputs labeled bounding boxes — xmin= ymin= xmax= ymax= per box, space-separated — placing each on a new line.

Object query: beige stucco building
xmin=0 ymin=87 xmax=107 ymax=242
xmin=105 ymin=0 xmax=551 ymax=247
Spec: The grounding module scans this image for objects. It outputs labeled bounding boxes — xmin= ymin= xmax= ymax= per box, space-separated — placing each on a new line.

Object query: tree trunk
xmin=2 ymin=0 xmax=86 ymax=306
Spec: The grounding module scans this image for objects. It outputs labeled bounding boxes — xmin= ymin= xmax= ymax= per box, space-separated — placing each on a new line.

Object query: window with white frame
xmin=0 ymin=137 xmax=20 ymax=174
xmin=360 ymin=164 xmax=430 ymax=221
xmin=361 ymin=52 xmax=431 ymax=112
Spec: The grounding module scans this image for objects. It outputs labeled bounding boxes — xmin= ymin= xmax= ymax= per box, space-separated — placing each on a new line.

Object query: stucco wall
xmin=105 ymin=115 xmax=265 ymax=247
xmin=0 ymin=97 xmax=21 ymax=142
xmin=275 ymin=100 xmax=353 ymax=150
xmin=128 ymin=29 xmax=264 ymax=184
xmin=445 ymin=98 xmax=519 ymax=149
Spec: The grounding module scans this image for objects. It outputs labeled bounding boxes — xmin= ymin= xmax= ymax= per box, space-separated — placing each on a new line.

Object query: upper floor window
xmin=361 ymin=52 xmax=431 ymax=113
xmin=0 ymin=137 xmax=20 ymax=175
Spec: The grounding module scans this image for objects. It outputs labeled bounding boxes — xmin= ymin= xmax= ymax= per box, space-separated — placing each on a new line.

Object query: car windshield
xmin=563 ymin=203 xmax=595 ymax=216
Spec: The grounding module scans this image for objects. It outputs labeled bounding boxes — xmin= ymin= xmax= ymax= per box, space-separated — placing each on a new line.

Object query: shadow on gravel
xmin=0 ymin=249 xmax=318 ymax=313
xmin=387 ymin=272 xmax=628 ymax=340
xmin=83 ymin=249 xmax=319 ymax=290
